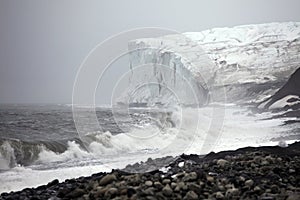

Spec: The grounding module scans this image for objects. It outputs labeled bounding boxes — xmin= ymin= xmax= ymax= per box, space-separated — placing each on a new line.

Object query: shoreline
xmin=1 ymin=142 xmax=299 ymax=200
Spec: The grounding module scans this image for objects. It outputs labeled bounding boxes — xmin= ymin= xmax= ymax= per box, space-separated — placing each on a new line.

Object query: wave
xmin=1 ymin=105 xmax=292 ymax=171
xmin=0 ymin=138 xmax=84 ymax=170
xmin=0 ymin=105 xmax=297 ymax=195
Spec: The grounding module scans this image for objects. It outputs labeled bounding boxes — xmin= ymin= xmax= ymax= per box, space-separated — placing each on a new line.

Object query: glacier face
xmin=125 ymin=22 xmax=300 ymax=105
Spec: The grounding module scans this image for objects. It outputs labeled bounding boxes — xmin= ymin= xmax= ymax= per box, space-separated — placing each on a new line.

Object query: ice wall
xmin=124 ymin=34 xmax=216 ymax=106
xmin=126 ymin=22 xmax=300 ymax=105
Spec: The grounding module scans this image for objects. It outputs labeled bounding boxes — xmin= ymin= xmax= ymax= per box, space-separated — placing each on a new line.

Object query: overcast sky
xmin=1 ymin=0 xmax=300 ymax=104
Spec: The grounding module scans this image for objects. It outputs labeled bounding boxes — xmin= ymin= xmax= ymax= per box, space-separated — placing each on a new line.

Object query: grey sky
xmin=0 ymin=0 xmax=300 ymax=104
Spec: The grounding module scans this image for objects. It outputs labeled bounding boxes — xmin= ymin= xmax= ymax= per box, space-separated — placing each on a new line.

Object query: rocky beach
xmin=1 ymin=142 xmax=299 ymax=200
xmin=1 ymin=0 xmax=300 ymax=198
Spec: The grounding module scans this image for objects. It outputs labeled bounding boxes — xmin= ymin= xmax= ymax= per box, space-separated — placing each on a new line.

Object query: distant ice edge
xmin=123 ymin=22 xmax=300 ymax=106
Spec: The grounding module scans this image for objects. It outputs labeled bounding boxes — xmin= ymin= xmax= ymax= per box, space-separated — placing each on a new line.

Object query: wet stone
xmin=162 ymin=184 xmax=173 ymax=197
xmin=184 ymin=191 xmax=198 ymax=200
xmin=99 ymin=174 xmax=117 ymax=186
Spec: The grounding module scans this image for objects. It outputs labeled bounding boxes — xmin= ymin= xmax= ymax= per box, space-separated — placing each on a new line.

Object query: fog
xmin=0 ymin=0 xmax=300 ymax=104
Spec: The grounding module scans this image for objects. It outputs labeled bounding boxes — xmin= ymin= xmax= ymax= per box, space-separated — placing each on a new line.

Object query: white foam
xmin=0 ymin=164 xmax=111 ymax=194
xmin=0 ymin=105 xmax=297 ymax=193
xmin=37 ymin=141 xmax=90 ymax=163
xmin=0 ymin=141 xmax=17 ymax=170
xmin=187 ymin=106 xmax=289 ymax=153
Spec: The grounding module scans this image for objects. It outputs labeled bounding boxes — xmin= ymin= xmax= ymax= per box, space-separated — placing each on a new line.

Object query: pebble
xmin=217 ymin=159 xmax=228 ymax=167
xmin=265 ymin=155 xmax=274 ymax=163
xmin=66 ymin=188 xmax=85 ymax=198
xmin=225 ymin=188 xmax=239 ymax=198
xmin=286 ymin=192 xmax=300 ymax=200
xmin=245 ymin=179 xmax=254 ymax=187
xmin=99 ymin=174 xmax=117 ymax=186
xmin=95 ymin=187 xmax=108 ymax=197
xmin=270 ymin=185 xmax=279 ymax=194
xmin=104 ymin=187 xmax=118 ymax=197
xmin=145 ymin=180 xmax=153 ymax=187
xmin=187 ymin=182 xmax=201 ymax=194
xmin=47 ymin=179 xmax=59 ymax=187
xmin=162 ymin=179 xmax=171 ymax=184
xmin=254 ymin=156 xmax=263 ymax=163
xmin=182 ymin=172 xmax=197 ymax=182
xmin=239 ymin=176 xmax=246 ymax=182
xmin=162 ymin=184 xmax=173 ymax=196
xmin=206 ymin=175 xmax=214 ymax=183
xmin=177 ymin=181 xmax=188 ymax=190
xmin=261 ymin=160 xmax=270 ymax=165
xmin=254 ymin=186 xmax=262 ymax=193
xmin=183 ymin=191 xmax=198 ymax=200
xmin=289 ymin=168 xmax=296 ymax=174
xmin=144 ymin=187 xmax=155 ymax=196
xmin=216 ymin=191 xmax=224 ymax=199
xmin=218 ymin=184 xmax=225 ymax=191
xmin=170 ymin=182 xmax=177 ymax=189
xmin=153 ymin=181 xmax=163 ymax=190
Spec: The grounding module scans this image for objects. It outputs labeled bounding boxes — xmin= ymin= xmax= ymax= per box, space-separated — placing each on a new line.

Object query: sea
xmin=0 ymin=103 xmax=299 ymax=193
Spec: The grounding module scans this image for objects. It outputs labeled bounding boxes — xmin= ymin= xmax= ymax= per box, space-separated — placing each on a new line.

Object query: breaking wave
xmin=0 ymin=105 xmax=292 ymax=171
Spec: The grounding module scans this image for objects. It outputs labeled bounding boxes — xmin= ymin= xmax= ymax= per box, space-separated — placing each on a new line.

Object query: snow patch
xmin=269 ymin=95 xmax=300 ymax=109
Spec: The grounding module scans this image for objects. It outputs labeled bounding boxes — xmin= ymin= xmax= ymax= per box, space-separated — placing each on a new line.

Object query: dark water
xmin=0 ymin=103 xmax=299 ymax=169
xmin=0 ymin=105 xmax=77 ymax=142
xmin=0 ymin=104 xmax=159 ymax=167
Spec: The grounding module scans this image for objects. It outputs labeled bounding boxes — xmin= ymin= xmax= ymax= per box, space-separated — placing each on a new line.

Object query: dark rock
xmin=262 ymin=67 xmax=300 ymax=110
xmin=57 ymin=187 xmax=72 ymax=198
xmin=35 ymin=185 xmax=47 ymax=191
xmin=127 ymin=187 xmax=136 ymax=197
xmin=46 ymin=179 xmax=59 ymax=187
xmin=143 ymin=187 xmax=155 ymax=196
xmin=270 ymin=185 xmax=279 ymax=194
xmin=183 ymin=191 xmax=198 ymax=200
xmin=153 ymin=181 xmax=163 ymax=190
xmin=104 ymin=187 xmax=118 ymax=198
xmin=187 ymin=182 xmax=202 ymax=194
xmin=99 ymin=174 xmax=117 ymax=186
xmin=217 ymin=159 xmax=228 ymax=167
xmin=245 ymin=179 xmax=254 ymax=187
xmin=225 ymin=188 xmax=239 ymax=198
xmin=145 ymin=180 xmax=153 ymax=187
xmin=206 ymin=175 xmax=214 ymax=183
xmin=182 ymin=172 xmax=197 ymax=182
xmin=176 ymin=182 xmax=187 ymax=191
xmin=65 ymin=188 xmax=85 ymax=198
xmin=162 ymin=179 xmax=171 ymax=185
xmin=162 ymin=184 xmax=172 ymax=196
xmin=286 ymin=192 xmax=300 ymax=200
xmin=215 ymin=191 xmax=225 ymax=199
xmin=170 ymin=182 xmax=177 ymax=189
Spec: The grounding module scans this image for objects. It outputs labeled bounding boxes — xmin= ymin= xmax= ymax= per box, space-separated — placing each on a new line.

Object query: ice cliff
xmin=125 ymin=22 xmax=300 ymax=106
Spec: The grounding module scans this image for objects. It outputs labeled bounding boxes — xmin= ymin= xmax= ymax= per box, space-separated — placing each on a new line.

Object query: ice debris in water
xmin=178 ymin=161 xmax=184 ymax=167
xmin=160 ymin=166 xmax=171 ymax=173
xmin=278 ymin=140 xmax=288 ymax=148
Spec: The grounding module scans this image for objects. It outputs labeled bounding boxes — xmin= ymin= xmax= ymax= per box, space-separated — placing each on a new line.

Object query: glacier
xmin=124 ymin=22 xmax=300 ymax=106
